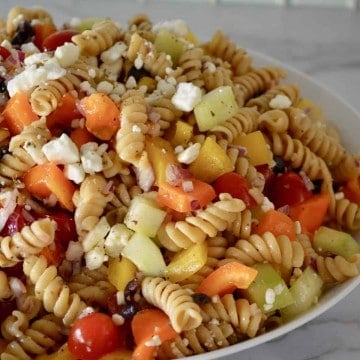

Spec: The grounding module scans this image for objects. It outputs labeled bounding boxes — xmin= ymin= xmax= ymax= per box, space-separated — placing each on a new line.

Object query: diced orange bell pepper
xmin=195 ymin=261 xmax=258 ymax=297
xmin=289 ymin=193 xmax=330 ymax=234
xmin=131 ymin=309 xmax=178 ymax=360
xmin=2 ymin=92 xmax=39 ymax=135
xmin=255 ymin=209 xmax=296 ymax=240
xmin=46 ymin=92 xmax=81 ymax=134
xmin=70 ymin=127 xmax=96 ymax=149
xmin=23 ymin=162 xmax=76 ymax=211
xmin=342 ymin=176 xmax=360 ymax=205
xmin=157 ymin=178 xmax=216 ymax=213
xmin=80 ymin=93 xmax=120 ymax=141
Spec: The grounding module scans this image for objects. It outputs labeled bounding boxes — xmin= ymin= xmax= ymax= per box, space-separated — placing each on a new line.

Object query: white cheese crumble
xmin=100 ymin=42 xmax=127 ymax=63
xmin=176 ymin=142 xmax=201 ymax=164
xmin=261 ymin=196 xmax=275 ymax=212
xmin=294 ymin=220 xmax=302 ymax=235
xmin=42 ymin=133 xmax=80 ymax=164
xmin=64 ymin=163 xmax=86 ymax=184
xmin=55 ymin=42 xmax=80 ymax=67
xmin=80 ymin=142 xmax=108 ymax=174
xmin=265 ymin=288 xmax=276 ymax=305
xmin=112 ymin=314 xmax=125 ymax=326
xmin=145 ymin=335 xmax=162 ymax=347
xmin=171 ymin=82 xmax=202 ymax=112
xmin=65 ymin=241 xmax=84 ymax=261
xmin=269 ymin=94 xmax=292 ymax=109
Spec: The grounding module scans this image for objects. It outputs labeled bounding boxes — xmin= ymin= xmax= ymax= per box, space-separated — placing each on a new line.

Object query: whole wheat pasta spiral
xmin=23 ymin=255 xmax=87 ymax=326
xmin=30 ymin=60 xmax=99 ymax=116
xmin=204 ymin=29 xmax=253 ymax=76
xmin=315 ymin=254 xmax=360 ymax=284
xmin=157 ymin=193 xmax=245 ymax=251
xmin=209 ymin=107 xmax=260 ymax=143
xmin=202 ymin=65 xmax=234 ymax=92
xmin=259 ymin=109 xmax=290 ymax=133
xmin=233 ymin=66 xmax=287 ymax=107
xmin=287 ymin=107 xmax=347 ymax=168
xmin=246 ymin=83 xmax=300 ymax=113
xmin=224 ymin=231 xmax=305 ymax=270
xmin=176 ymin=47 xmax=205 ymax=87
xmin=333 ymin=197 xmax=360 ymax=231
xmin=141 ymin=276 xmax=202 ymax=333
xmin=1 ymin=313 xmax=64 ymax=360
xmin=158 ymin=321 xmax=236 ymax=358
xmin=73 ymin=174 xmax=113 ymax=238
xmin=200 ymin=294 xmax=265 ymax=338
xmin=0 ymin=218 xmax=57 ymax=267
xmin=228 ymin=208 xmax=253 ymax=240
xmin=72 ymin=20 xmax=121 ymax=56
xmin=0 ymin=271 xmax=12 ymax=299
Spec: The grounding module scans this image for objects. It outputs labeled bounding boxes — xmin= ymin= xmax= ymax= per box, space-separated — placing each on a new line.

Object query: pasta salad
xmin=0 ymin=5 xmax=360 ymax=360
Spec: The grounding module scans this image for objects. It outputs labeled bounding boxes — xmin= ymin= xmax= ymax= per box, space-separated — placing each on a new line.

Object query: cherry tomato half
xmin=0 ymin=205 xmax=28 ymax=237
xmin=42 ymin=29 xmax=79 ymax=52
xmin=265 ymin=171 xmax=313 ymax=209
xmin=68 ymin=312 xmax=121 ymax=360
xmin=212 ymin=172 xmax=257 ymax=208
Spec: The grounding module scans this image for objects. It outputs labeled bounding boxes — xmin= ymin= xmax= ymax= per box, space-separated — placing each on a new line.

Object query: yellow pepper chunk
xmin=108 ymin=257 xmax=137 ymax=292
xmin=234 ymin=130 xmax=273 ymax=166
xmin=188 ymin=137 xmax=234 ymax=183
xmin=165 ymin=120 xmax=193 ymax=147
xmin=165 ymin=241 xmax=208 ymax=282
xmin=146 ymin=137 xmax=179 ymax=185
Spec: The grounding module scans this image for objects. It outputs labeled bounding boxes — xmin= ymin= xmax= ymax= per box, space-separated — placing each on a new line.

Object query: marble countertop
xmin=1 ymin=1 xmax=360 ymax=359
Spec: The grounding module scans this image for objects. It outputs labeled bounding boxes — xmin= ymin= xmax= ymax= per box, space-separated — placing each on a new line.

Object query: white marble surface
xmin=1 ymin=1 xmax=360 ymax=359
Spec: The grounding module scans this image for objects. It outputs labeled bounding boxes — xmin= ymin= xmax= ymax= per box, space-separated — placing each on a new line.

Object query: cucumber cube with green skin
xmin=281 ymin=267 xmax=323 ymax=321
xmin=244 ymin=263 xmax=294 ymax=313
xmin=121 ymin=232 xmax=166 ymax=277
xmin=194 ymin=86 xmax=239 ymax=132
xmin=124 ymin=194 xmax=167 ymax=238
xmin=313 ymin=226 xmax=360 ymax=259
xmin=154 ymin=29 xmax=185 ymax=67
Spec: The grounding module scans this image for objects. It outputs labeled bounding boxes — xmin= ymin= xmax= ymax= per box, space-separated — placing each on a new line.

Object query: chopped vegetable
xmin=289 ymin=193 xmax=330 ymax=233
xmin=80 ymin=93 xmax=120 ymax=141
xmin=2 ymin=92 xmax=39 ymax=135
xmin=22 ymin=162 xmax=76 ymax=211
xmin=108 ymin=257 xmax=138 ymax=291
xmin=195 ymin=261 xmax=258 ymax=297
xmin=255 ymin=209 xmax=296 ymax=240
xmin=157 ymin=178 xmax=216 ymax=213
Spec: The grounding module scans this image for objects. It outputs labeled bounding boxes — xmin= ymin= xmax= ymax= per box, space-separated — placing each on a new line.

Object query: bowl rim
xmin=183 ymin=49 xmax=360 ymax=360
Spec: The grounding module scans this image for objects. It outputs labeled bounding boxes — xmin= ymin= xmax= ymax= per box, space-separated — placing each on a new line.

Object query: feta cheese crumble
xmin=171 ymin=82 xmax=202 ymax=112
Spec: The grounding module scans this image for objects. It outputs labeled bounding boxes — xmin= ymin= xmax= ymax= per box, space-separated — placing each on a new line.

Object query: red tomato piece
xmin=33 ymin=23 xmax=57 ymax=50
xmin=265 ymin=171 xmax=313 ymax=209
xmin=212 ymin=172 xmax=257 ymax=208
xmin=341 ymin=177 xmax=360 ymax=205
xmin=68 ymin=312 xmax=122 ymax=360
xmin=0 ymin=46 xmax=11 ymax=60
xmin=42 ymin=29 xmax=79 ymax=52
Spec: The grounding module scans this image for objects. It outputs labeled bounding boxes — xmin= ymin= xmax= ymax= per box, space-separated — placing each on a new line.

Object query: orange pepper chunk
xmin=23 ymin=162 xmax=76 ymax=211
xmin=2 ymin=92 xmax=39 ymax=135
xmin=195 ymin=261 xmax=258 ymax=297
xmin=80 ymin=93 xmax=120 ymax=141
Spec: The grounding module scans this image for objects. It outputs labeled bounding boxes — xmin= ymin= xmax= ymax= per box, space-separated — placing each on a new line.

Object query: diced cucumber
xmin=244 ymin=263 xmax=294 ymax=313
xmin=313 ymin=226 xmax=360 ymax=259
xmin=194 ymin=86 xmax=239 ymax=132
xmin=281 ymin=267 xmax=323 ymax=321
xmin=121 ymin=232 xmax=166 ymax=277
xmin=124 ymin=193 xmax=167 ymax=238
xmin=154 ymin=29 xmax=185 ymax=67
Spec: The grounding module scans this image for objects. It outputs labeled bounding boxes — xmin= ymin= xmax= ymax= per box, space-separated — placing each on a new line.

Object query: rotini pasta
xmin=0 ymin=7 xmax=359 ymax=360
xmin=141 ymin=276 xmax=202 ymax=333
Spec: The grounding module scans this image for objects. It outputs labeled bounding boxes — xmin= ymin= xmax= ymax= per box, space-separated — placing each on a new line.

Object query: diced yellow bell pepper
xmin=137 ymin=76 xmax=156 ymax=92
xmin=145 ymin=137 xmax=179 ymax=185
xmin=165 ymin=120 xmax=193 ymax=147
xmin=234 ymin=130 xmax=272 ymax=166
xmin=188 ymin=137 xmax=234 ymax=183
xmin=165 ymin=241 xmax=208 ymax=282
xmin=108 ymin=257 xmax=137 ymax=292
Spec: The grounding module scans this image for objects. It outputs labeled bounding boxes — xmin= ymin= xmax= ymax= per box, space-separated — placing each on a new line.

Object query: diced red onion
xmin=277 ymin=204 xmax=290 ymax=215
xmin=190 ymin=199 xmax=201 ymax=211
xmin=21 ymin=207 xmax=36 ymax=223
xmin=165 ymin=164 xmax=192 ymax=186
xmin=228 ymin=144 xmax=248 ymax=157
xmin=103 ymin=180 xmax=114 ymax=195
xmin=182 ymin=180 xmax=194 ymax=193
xmin=299 ymin=171 xmax=314 ymax=191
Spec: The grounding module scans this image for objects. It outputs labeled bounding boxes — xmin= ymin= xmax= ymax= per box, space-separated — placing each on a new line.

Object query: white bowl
xmin=186 ymin=50 xmax=360 ymax=360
